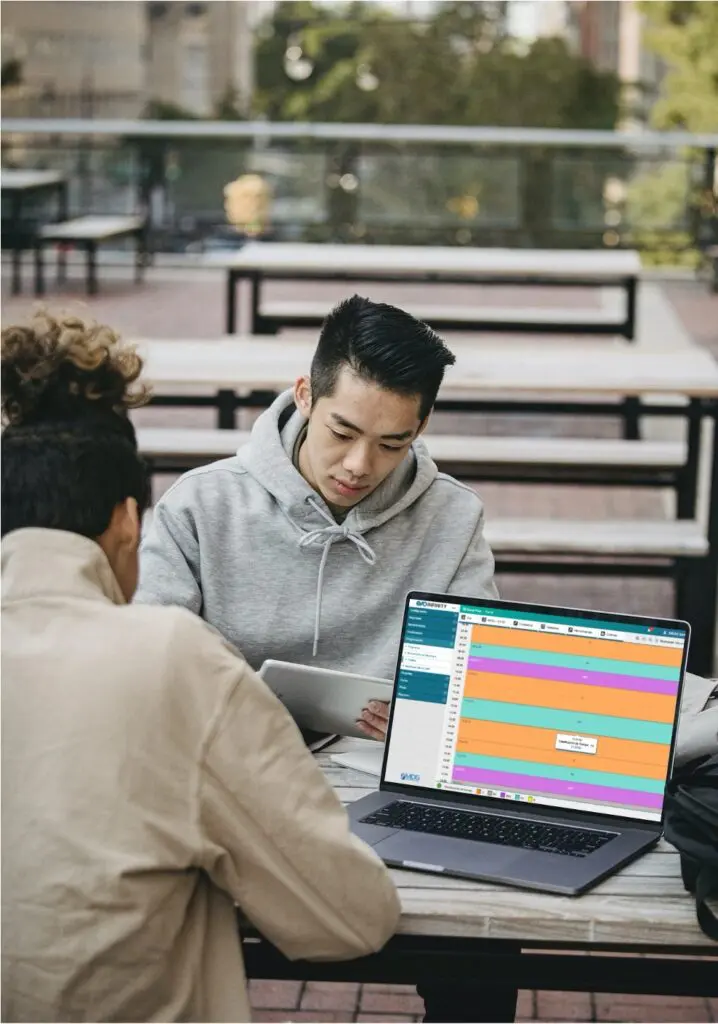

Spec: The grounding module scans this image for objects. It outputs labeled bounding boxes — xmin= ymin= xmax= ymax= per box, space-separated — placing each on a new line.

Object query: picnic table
xmin=1 ymin=169 xmax=68 ymax=295
xmin=205 ymin=243 xmax=642 ymax=339
xmin=34 ymin=214 xmax=148 ymax=296
xmin=139 ymin=337 xmax=718 ymax=675
xmin=241 ymin=743 xmax=718 ymax=1002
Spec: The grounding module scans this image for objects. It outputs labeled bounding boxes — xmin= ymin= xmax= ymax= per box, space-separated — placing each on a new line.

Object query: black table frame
xmin=3 ymin=176 xmax=68 ymax=296
xmin=242 ymin=932 xmax=718 ymax=1003
xmin=224 ymin=266 xmax=638 ymax=340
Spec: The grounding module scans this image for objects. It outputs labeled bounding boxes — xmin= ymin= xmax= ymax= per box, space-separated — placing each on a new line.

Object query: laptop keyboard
xmin=360 ymin=801 xmax=615 ymax=857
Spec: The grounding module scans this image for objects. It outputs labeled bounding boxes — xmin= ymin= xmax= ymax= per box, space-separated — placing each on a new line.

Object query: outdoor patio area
xmin=3 ymin=261 xmax=716 ymax=1023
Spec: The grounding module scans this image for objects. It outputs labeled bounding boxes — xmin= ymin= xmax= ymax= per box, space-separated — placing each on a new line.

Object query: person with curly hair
xmin=1 ymin=313 xmax=400 ymax=1023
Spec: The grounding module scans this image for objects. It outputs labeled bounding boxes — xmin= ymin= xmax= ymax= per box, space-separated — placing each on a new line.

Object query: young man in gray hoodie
xmin=136 ymin=295 xmax=499 ymax=740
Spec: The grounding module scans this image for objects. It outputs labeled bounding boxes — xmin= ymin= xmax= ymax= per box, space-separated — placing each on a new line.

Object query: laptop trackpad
xmin=376 ymin=829 xmax=525 ymax=875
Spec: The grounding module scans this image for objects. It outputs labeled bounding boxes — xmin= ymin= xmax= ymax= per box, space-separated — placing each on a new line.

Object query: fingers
xmin=356 ymin=718 xmax=386 ymax=741
xmin=357 ymin=700 xmax=390 ymax=741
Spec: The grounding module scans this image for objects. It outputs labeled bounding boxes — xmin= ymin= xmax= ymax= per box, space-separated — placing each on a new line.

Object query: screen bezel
xmin=379 ymin=591 xmax=690 ymax=829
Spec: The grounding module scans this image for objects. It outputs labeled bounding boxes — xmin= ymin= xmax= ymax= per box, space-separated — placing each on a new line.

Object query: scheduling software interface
xmin=384 ymin=598 xmax=687 ymax=822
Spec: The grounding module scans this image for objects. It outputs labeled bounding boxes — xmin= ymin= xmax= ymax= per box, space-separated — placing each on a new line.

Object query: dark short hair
xmin=1 ymin=313 xmax=151 ymax=539
xmin=310 ymin=295 xmax=456 ymax=421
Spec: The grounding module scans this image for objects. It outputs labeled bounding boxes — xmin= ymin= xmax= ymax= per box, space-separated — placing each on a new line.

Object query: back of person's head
xmin=310 ymin=295 xmax=456 ymax=422
xmin=1 ymin=313 xmax=151 ymax=594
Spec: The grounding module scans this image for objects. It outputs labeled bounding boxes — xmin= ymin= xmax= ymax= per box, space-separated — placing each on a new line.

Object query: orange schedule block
xmin=463 ymin=670 xmax=677 ymax=724
xmin=456 ymin=718 xmax=669 ymax=779
xmin=471 ymin=624 xmax=682 ymax=668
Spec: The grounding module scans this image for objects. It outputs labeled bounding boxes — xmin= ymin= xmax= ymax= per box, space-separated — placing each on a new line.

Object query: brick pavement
xmin=3 ymin=267 xmax=716 ymax=1022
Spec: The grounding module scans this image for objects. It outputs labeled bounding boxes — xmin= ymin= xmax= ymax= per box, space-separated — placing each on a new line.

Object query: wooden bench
xmin=486 ymin=517 xmax=708 ymax=558
xmin=486 ymin=517 xmax=713 ymax=676
xmin=259 ymin=300 xmax=620 ymax=335
xmin=34 ymin=214 xmax=147 ymax=296
xmin=138 ymin=427 xmax=687 ymax=486
xmin=139 ymin=480 xmax=711 ymax=675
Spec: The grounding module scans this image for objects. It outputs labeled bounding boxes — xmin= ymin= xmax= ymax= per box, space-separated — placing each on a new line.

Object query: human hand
xmin=357 ymin=699 xmax=390 ymax=741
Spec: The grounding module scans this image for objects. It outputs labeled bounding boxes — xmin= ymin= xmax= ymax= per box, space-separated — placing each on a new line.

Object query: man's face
xmin=294 ymin=367 xmax=425 ymax=509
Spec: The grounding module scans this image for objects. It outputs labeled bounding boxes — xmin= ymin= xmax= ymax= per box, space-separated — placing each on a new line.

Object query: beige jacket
xmin=1 ymin=529 xmax=400 ymax=1023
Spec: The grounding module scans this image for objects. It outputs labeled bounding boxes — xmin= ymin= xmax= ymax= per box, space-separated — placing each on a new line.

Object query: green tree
xmin=253 ymin=1 xmax=619 ymax=128
xmin=641 ymin=1 xmax=718 ymax=131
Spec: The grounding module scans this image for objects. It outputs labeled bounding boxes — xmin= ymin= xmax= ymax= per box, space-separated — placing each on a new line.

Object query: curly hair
xmin=1 ymin=312 xmax=151 ymax=539
xmin=1 ymin=312 xmax=149 ymax=427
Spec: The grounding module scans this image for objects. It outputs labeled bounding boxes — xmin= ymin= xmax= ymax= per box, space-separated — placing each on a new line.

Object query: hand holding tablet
xmin=258 ymin=660 xmax=393 ymax=741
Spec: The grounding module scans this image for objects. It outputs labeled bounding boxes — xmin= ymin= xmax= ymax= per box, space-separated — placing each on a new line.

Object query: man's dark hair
xmin=310 ymin=295 xmax=456 ymax=421
xmin=1 ymin=313 xmax=151 ymax=539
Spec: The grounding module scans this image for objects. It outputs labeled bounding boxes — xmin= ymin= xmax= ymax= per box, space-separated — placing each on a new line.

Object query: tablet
xmin=258 ymin=660 xmax=393 ymax=741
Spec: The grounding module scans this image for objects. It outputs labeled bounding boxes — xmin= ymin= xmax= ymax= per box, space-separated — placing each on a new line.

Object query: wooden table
xmin=241 ymin=744 xmax=718 ymax=1002
xmin=205 ymin=243 xmax=642 ymax=339
xmin=1 ymin=169 xmax=68 ymax=295
xmin=35 ymin=214 xmax=148 ymax=296
xmin=139 ymin=336 xmax=718 ymax=399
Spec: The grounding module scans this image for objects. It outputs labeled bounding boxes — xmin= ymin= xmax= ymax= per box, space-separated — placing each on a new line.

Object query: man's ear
xmin=294 ymin=375 xmax=312 ymax=418
xmin=118 ymin=497 xmax=141 ymax=550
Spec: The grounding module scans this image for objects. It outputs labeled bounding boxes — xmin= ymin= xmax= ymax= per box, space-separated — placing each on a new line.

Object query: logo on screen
xmin=400 ymin=772 xmax=420 ymax=782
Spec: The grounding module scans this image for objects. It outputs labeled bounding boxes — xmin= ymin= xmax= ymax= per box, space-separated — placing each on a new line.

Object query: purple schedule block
xmin=466 ymin=656 xmax=678 ymax=696
xmin=452 ymin=765 xmax=663 ymax=810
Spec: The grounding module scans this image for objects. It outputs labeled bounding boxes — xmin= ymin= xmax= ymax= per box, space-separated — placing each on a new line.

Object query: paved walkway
xmin=3 ymin=266 xmax=717 ymax=1022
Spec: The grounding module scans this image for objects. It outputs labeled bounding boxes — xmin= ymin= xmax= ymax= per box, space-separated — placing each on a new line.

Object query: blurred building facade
xmin=508 ymin=0 xmax=666 ymax=128
xmin=1 ymin=0 xmax=146 ymax=117
xmin=146 ymin=1 xmax=256 ymax=116
xmin=563 ymin=0 xmax=666 ymax=127
xmin=1 ymin=0 xmax=258 ymax=118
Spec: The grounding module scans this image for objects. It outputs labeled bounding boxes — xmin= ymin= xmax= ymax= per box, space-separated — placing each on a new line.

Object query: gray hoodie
xmin=136 ymin=390 xmax=498 ymax=678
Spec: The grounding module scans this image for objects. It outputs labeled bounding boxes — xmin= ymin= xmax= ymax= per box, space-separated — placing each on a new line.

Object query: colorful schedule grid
xmin=452 ymin=624 xmax=681 ymax=812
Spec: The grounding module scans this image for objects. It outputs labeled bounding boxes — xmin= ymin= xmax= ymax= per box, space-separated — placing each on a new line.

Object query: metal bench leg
xmin=676 ymin=399 xmax=701 ymax=518
xmin=676 ymin=408 xmax=718 ymax=673
xmin=86 ymin=241 xmax=98 ymax=296
xmin=57 ymin=181 xmax=69 ymax=285
xmin=10 ymin=192 xmax=23 ymax=295
xmin=624 ymin=275 xmax=637 ymax=341
xmin=34 ymin=242 xmax=46 ymax=297
xmin=250 ymin=271 xmax=260 ymax=333
xmin=622 ymin=396 xmax=641 ymax=440
xmin=226 ymin=270 xmax=238 ymax=334
xmin=217 ymin=389 xmax=236 ymax=430
xmin=676 ymin=556 xmax=718 ymax=675
xmin=135 ymin=229 xmax=147 ymax=285
xmin=56 ymin=244 xmax=67 ymax=286
xmin=12 ymin=246 xmax=23 ymax=296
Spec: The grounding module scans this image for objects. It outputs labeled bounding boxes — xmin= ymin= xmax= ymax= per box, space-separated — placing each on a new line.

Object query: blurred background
xmin=1 ymin=0 xmax=716 ymax=265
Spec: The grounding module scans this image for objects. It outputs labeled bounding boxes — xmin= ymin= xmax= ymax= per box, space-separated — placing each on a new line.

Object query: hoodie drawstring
xmin=298 ymin=499 xmax=376 ymax=656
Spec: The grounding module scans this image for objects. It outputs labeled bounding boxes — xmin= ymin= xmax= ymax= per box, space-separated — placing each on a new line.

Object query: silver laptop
xmin=349 ymin=592 xmax=689 ymax=895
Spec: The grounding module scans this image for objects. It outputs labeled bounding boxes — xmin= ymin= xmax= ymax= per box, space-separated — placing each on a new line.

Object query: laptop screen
xmin=383 ymin=595 xmax=689 ymax=824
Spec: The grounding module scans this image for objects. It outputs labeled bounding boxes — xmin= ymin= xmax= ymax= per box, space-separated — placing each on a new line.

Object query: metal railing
xmin=2 ymin=119 xmax=717 ymax=261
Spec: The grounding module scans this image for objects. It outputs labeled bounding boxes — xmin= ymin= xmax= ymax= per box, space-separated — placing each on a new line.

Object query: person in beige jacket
xmin=1 ymin=313 xmax=400 ymax=1023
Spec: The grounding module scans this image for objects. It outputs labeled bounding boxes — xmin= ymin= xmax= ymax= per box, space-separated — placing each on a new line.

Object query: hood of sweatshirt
xmin=235 ymin=390 xmax=440 ymax=654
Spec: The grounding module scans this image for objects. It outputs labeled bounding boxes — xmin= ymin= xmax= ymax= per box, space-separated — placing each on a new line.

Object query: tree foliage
xmin=641 ymin=0 xmax=718 ymax=131
xmin=254 ymin=1 xmax=619 ymax=128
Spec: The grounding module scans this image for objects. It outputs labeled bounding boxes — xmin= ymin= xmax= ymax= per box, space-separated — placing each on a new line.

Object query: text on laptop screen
xmin=384 ymin=600 xmax=687 ymax=823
